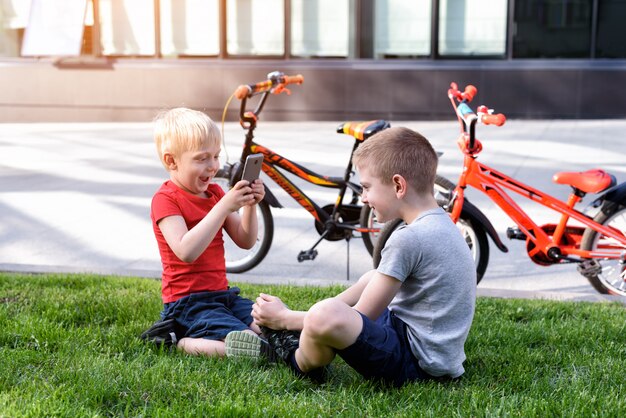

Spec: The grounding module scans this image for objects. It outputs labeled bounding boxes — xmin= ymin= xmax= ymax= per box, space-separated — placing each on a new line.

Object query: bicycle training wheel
xmin=360 ymin=175 xmax=456 ymax=256
xmin=580 ymin=199 xmax=626 ymax=296
xmin=371 ymin=175 xmax=489 ymax=283
xmin=213 ymin=176 xmax=274 ymax=273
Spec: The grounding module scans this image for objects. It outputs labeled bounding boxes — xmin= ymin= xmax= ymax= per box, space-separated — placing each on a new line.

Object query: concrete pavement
xmin=1 ymin=120 xmax=625 ymax=304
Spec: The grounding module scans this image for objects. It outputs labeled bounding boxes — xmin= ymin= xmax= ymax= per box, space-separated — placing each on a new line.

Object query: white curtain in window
xmin=160 ymin=0 xmax=219 ymax=56
xmin=439 ymin=0 xmax=507 ymax=55
xmin=375 ymin=0 xmax=431 ymax=57
xmin=0 ymin=0 xmax=30 ymax=56
xmin=291 ymin=0 xmax=349 ymax=57
xmin=21 ymin=0 xmax=87 ymax=56
xmin=99 ymin=0 xmax=155 ymax=55
xmin=227 ymin=0 xmax=283 ymax=55
xmin=0 ymin=0 xmax=30 ymax=28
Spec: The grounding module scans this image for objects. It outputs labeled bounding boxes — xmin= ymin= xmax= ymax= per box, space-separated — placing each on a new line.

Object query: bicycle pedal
xmin=297 ymin=250 xmax=318 ymax=262
xmin=577 ymin=259 xmax=601 ymax=278
xmin=506 ymin=227 xmax=526 ymax=240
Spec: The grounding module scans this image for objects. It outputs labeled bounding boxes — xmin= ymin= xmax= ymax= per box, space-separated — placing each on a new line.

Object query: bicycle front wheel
xmin=360 ymin=175 xmax=456 ymax=256
xmin=213 ymin=176 xmax=274 ymax=273
xmin=580 ymin=199 xmax=626 ymax=296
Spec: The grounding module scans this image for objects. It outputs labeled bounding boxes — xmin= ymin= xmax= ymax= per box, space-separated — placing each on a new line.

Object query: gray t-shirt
xmin=377 ymin=207 xmax=476 ymax=378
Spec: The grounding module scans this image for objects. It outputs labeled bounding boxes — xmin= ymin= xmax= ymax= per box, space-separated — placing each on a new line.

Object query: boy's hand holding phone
xmin=241 ymin=153 xmax=265 ymax=204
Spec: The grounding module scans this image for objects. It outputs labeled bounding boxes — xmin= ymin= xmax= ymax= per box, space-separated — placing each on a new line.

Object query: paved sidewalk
xmin=1 ymin=120 xmax=625 ymax=304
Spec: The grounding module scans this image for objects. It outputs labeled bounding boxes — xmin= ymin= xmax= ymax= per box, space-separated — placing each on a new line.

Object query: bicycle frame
xmin=452 ymin=154 xmax=626 ymax=260
xmin=234 ymin=85 xmax=371 ymax=234
xmin=448 ymin=88 xmax=626 ymax=263
xmin=250 ymin=142 xmax=362 ymax=228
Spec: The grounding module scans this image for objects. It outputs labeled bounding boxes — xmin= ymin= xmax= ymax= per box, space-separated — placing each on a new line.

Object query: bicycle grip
xmin=461 ymin=85 xmax=477 ymax=102
xmin=235 ymin=85 xmax=252 ymax=100
xmin=283 ymin=74 xmax=304 ymax=86
xmin=481 ymin=113 xmax=506 ymax=126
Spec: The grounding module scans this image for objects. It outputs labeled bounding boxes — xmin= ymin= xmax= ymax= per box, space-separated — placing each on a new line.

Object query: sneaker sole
xmin=225 ymin=331 xmax=263 ymax=359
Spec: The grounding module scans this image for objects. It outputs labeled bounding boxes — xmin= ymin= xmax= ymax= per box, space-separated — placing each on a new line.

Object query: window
xmin=374 ymin=0 xmax=431 ymax=58
xmin=99 ymin=0 xmax=155 ymax=56
xmin=160 ymin=0 xmax=219 ymax=57
xmin=21 ymin=0 xmax=88 ymax=56
xmin=291 ymin=0 xmax=349 ymax=57
xmin=226 ymin=0 xmax=284 ymax=56
xmin=0 ymin=0 xmax=31 ymax=56
xmin=513 ymin=0 xmax=592 ymax=58
xmin=595 ymin=0 xmax=626 ymax=58
xmin=438 ymin=0 xmax=507 ymax=56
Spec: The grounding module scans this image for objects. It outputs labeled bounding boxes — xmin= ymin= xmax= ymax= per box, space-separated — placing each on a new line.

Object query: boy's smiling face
xmin=358 ymin=166 xmax=399 ymax=223
xmin=168 ymin=141 xmax=221 ymax=196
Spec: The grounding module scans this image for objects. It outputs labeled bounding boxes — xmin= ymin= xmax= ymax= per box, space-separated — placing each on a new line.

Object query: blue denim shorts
xmin=337 ymin=309 xmax=432 ymax=386
xmin=161 ymin=287 xmax=253 ymax=341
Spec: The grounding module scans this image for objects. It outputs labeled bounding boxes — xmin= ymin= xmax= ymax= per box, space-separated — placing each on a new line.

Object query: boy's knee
xmin=304 ymin=298 xmax=347 ymax=338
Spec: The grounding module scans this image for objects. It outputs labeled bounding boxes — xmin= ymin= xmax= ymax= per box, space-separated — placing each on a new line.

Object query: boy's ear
xmin=163 ymin=152 xmax=177 ymax=171
xmin=392 ymin=174 xmax=407 ymax=198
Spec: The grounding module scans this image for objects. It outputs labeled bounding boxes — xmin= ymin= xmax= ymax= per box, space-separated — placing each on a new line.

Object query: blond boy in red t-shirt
xmin=150 ymin=107 xmax=264 ymax=356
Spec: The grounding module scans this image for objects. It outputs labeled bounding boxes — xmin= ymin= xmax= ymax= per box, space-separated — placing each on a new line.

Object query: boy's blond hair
xmin=153 ymin=108 xmax=221 ymax=170
xmin=352 ymin=127 xmax=437 ymax=195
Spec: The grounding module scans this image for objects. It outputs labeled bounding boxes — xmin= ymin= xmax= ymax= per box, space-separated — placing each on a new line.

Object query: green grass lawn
xmin=1 ymin=273 xmax=625 ymax=417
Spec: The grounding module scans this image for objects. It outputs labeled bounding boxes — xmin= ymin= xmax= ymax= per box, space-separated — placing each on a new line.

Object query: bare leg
xmin=177 ymin=337 xmax=226 ymax=357
xmin=295 ymin=298 xmax=363 ymax=372
xmin=177 ymin=329 xmax=258 ymax=357
xmin=248 ymin=321 xmax=262 ymax=334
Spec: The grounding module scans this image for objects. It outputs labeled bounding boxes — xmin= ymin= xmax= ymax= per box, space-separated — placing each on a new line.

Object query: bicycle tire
xmin=360 ymin=205 xmax=377 ymax=256
xmin=213 ymin=176 xmax=274 ymax=273
xmin=360 ymin=174 xmax=456 ymax=256
xmin=579 ymin=198 xmax=626 ymax=296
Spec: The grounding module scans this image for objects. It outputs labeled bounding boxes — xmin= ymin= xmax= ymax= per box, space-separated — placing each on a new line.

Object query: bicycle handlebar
xmin=448 ymin=82 xmax=477 ymax=102
xmin=477 ymin=105 xmax=506 ymax=126
xmin=236 ymin=71 xmax=304 ymax=130
xmin=234 ymin=72 xmax=304 ymax=100
xmin=449 ymin=82 xmax=506 ymax=154
xmin=449 ymin=82 xmax=506 ymax=127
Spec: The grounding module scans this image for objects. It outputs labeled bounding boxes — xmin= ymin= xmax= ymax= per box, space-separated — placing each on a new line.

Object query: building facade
xmin=1 ymin=0 xmax=625 ymax=122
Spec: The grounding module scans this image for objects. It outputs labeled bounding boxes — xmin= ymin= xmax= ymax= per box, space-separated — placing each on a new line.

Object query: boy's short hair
xmin=352 ymin=127 xmax=437 ymax=195
xmin=153 ymin=107 xmax=221 ymax=170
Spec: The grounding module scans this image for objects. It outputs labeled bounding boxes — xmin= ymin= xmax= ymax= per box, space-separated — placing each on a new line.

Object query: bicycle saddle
xmin=552 ymin=169 xmax=616 ymax=194
xmin=337 ymin=120 xmax=390 ymax=141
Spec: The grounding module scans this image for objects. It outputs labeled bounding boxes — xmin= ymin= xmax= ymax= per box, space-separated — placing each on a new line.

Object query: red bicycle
xmin=374 ymin=82 xmax=626 ymax=296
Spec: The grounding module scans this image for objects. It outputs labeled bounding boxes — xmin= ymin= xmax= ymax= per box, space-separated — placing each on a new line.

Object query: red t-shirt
xmin=151 ymin=181 xmax=229 ymax=303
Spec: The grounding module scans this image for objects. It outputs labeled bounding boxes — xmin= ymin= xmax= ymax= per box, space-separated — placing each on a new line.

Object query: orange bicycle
xmin=374 ymin=82 xmax=626 ymax=295
xmin=214 ymin=71 xmax=400 ymax=273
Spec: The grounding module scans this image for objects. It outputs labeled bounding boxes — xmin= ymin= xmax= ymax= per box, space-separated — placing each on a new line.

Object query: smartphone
xmin=241 ymin=153 xmax=264 ymax=183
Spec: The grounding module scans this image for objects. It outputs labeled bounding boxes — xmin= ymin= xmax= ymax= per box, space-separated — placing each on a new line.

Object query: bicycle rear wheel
xmin=579 ymin=199 xmax=626 ymax=296
xmin=213 ymin=176 xmax=274 ymax=273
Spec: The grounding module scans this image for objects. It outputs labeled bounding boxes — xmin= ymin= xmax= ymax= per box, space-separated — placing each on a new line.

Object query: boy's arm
xmin=352 ymin=272 xmax=402 ymax=320
xmin=223 ymin=179 xmax=264 ymax=249
xmin=158 ymin=182 xmax=254 ymax=263
xmin=335 ymin=269 xmax=375 ymax=306
xmin=223 ymin=205 xmax=257 ymax=249
xmin=252 ymin=293 xmax=306 ymax=331
xmin=158 ymin=202 xmax=232 ymax=263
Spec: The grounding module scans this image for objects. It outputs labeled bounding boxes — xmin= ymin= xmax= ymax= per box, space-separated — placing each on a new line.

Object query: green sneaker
xmin=225 ymin=331 xmax=278 ymax=362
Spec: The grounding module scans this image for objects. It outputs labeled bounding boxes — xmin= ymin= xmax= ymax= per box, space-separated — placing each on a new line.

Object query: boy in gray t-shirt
xmin=225 ymin=127 xmax=476 ymax=385
xmin=379 ymin=207 xmax=475 ymax=378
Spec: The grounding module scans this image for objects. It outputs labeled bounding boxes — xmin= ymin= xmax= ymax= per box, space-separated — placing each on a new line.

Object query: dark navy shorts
xmin=161 ymin=287 xmax=254 ymax=341
xmin=337 ymin=309 xmax=435 ymax=386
